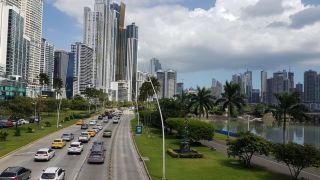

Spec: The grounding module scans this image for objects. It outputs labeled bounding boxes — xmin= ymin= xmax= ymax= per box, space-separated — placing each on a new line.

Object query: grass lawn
xmin=131 ymin=119 xmax=289 ymax=180
xmin=0 ymin=110 xmax=94 ymax=157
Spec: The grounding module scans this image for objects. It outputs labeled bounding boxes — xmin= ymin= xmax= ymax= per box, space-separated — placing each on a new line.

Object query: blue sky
xmin=43 ymin=0 xmax=320 ymax=89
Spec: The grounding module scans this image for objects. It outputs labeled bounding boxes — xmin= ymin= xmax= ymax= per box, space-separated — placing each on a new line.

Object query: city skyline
xmin=43 ymin=0 xmax=320 ymax=89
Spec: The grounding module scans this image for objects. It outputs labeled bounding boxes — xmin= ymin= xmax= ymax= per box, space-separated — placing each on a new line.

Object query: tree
xmin=138 ymin=76 xmax=160 ymax=101
xmin=273 ymin=92 xmax=307 ymax=144
xmin=98 ymin=89 xmax=108 ymax=108
xmin=189 ymin=87 xmax=214 ymax=119
xmin=227 ymin=132 xmax=271 ymax=167
xmin=53 ymin=77 xmax=63 ymax=128
xmin=174 ymin=91 xmax=191 ymax=116
xmin=217 ymin=81 xmax=245 ymax=138
xmin=273 ymin=142 xmax=320 ymax=179
xmin=38 ymin=73 xmax=49 ymax=95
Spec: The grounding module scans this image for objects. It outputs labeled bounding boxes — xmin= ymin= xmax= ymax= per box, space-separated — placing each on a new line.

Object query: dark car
xmin=87 ymin=141 xmax=105 ymax=164
xmin=102 ymin=130 xmax=112 ymax=138
xmin=61 ymin=133 xmax=74 ymax=141
xmin=0 ymin=166 xmax=31 ymax=180
xmin=81 ymin=124 xmax=89 ymax=130
xmin=28 ymin=116 xmax=39 ymax=123
xmin=0 ymin=120 xmax=13 ymax=128
xmin=97 ymin=115 xmax=103 ymax=120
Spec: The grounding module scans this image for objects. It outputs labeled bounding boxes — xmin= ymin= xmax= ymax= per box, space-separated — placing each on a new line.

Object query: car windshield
xmin=0 ymin=172 xmax=16 ymax=177
xmin=41 ymin=173 xmax=56 ymax=179
xmin=37 ymin=151 xmax=47 ymax=154
xmin=71 ymin=144 xmax=79 ymax=147
xmin=54 ymin=140 xmax=61 ymax=142
xmin=62 ymin=134 xmax=69 ymax=137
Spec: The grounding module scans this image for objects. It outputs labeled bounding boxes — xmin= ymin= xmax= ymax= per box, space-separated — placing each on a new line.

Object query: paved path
xmin=110 ymin=111 xmax=149 ymax=180
xmin=201 ymin=139 xmax=320 ymax=180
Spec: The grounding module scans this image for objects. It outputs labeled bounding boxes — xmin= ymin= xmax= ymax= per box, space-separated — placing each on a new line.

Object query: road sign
xmin=135 ymin=125 xmax=142 ymax=135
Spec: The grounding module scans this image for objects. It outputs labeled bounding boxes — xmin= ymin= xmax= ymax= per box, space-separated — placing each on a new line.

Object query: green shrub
xmin=26 ymin=127 xmax=34 ymax=133
xmin=44 ymin=121 xmax=51 ymax=127
xmin=167 ymin=148 xmax=179 ymax=158
xmin=64 ymin=116 xmax=70 ymax=121
xmin=14 ymin=128 xmax=21 ymax=136
xmin=0 ymin=131 xmax=9 ymax=141
xmin=167 ymin=148 xmax=203 ymax=158
xmin=166 ymin=118 xmax=214 ymax=142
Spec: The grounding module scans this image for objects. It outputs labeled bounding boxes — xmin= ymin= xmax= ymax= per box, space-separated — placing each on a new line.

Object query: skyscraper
xmin=157 ymin=70 xmax=177 ymax=99
xmin=21 ymin=0 xmax=43 ymax=84
xmin=5 ymin=0 xmax=20 ymax=8
xmin=304 ymin=70 xmax=318 ymax=103
xmin=126 ymin=22 xmax=138 ymax=100
xmin=40 ymin=38 xmax=54 ymax=91
xmin=71 ymin=43 xmax=94 ymax=95
xmin=54 ymin=50 xmax=69 ymax=87
xmin=4 ymin=6 xmax=25 ymax=78
xmin=115 ymin=2 xmax=126 ymax=81
xmin=211 ymin=78 xmax=222 ymax=98
xmin=176 ymin=82 xmax=184 ymax=95
xmin=231 ymin=70 xmax=252 ymax=102
xmin=150 ymin=58 xmax=162 ymax=75
xmin=261 ymin=71 xmax=267 ymax=103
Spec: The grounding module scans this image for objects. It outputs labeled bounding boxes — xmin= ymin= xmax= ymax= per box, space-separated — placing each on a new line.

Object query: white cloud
xmin=47 ymin=0 xmax=320 ymax=72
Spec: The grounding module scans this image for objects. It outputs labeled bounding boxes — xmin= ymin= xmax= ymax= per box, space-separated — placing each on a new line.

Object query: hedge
xmin=166 ymin=118 xmax=214 ymax=142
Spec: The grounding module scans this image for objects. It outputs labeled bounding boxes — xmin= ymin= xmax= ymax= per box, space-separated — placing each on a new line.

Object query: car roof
xmin=43 ymin=167 xmax=60 ymax=173
xmin=38 ymin=148 xmax=50 ymax=151
xmin=3 ymin=166 xmax=24 ymax=173
xmin=71 ymin=142 xmax=81 ymax=145
xmin=54 ymin=138 xmax=63 ymax=140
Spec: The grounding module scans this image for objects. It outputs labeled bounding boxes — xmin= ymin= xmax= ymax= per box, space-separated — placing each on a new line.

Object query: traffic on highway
xmin=0 ymin=110 xmax=148 ymax=180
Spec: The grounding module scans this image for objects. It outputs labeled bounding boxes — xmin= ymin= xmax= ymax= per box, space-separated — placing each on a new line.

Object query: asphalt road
xmin=0 ymin=110 xmax=148 ymax=180
xmin=110 ymin=111 xmax=149 ymax=180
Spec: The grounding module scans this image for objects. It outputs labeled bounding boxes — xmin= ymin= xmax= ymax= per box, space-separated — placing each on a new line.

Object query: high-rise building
xmin=231 ymin=70 xmax=252 ymax=102
xmin=5 ymin=0 xmax=20 ymax=8
xmin=176 ymin=82 xmax=184 ymax=95
xmin=304 ymin=70 xmax=318 ymax=103
xmin=136 ymin=71 xmax=148 ymax=96
xmin=266 ymin=78 xmax=273 ymax=104
xmin=71 ymin=43 xmax=94 ymax=95
xmin=4 ymin=6 xmax=25 ymax=78
xmin=66 ymin=52 xmax=74 ymax=98
xmin=150 ymin=58 xmax=162 ymax=75
xmin=126 ymin=22 xmax=138 ymax=100
xmin=54 ymin=50 xmax=69 ymax=87
xmin=21 ymin=0 xmax=43 ymax=84
xmin=211 ymin=78 xmax=222 ymax=98
xmin=157 ymin=70 xmax=177 ymax=99
xmin=40 ymin=38 xmax=54 ymax=91
xmin=251 ymin=89 xmax=260 ymax=104
xmin=295 ymin=83 xmax=303 ymax=101
xmin=261 ymin=71 xmax=267 ymax=103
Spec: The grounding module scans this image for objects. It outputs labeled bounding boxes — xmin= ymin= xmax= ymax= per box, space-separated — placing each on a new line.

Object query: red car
xmin=0 ymin=120 xmax=13 ymax=128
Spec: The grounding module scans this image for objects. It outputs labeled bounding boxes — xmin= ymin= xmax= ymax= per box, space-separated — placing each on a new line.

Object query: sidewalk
xmin=200 ymin=139 xmax=320 ymax=180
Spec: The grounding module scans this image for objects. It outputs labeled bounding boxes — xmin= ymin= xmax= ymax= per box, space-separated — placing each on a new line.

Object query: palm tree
xmin=138 ymin=76 xmax=160 ymax=102
xmin=38 ymin=73 xmax=49 ymax=96
xmin=189 ymin=86 xmax=215 ymax=119
xmin=53 ymin=77 xmax=63 ymax=128
xmin=217 ymin=81 xmax=245 ymax=138
xmin=273 ymin=92 xmax=306 ymax=144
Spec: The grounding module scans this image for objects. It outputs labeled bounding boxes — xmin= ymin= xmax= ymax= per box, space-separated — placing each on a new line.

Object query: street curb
xmin=0 ymin=113 xmax=98 ymax=160
xmin=130 ymin=123 xmax=152 ymax=180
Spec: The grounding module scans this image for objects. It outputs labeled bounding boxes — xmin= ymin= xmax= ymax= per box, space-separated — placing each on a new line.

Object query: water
xmin=210 ymin=119 xmax=320 ymax=148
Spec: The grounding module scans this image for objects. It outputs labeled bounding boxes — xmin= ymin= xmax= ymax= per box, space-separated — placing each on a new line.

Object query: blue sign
xmin=136 ymin=125 xmax=142 ymax=135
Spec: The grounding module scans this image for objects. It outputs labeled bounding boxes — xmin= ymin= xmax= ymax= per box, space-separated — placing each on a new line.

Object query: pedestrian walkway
xmin=200 ymin=139 xmax=320 ymax=180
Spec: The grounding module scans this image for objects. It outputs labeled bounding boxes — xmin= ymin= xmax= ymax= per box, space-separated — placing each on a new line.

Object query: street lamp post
xmin=247 ymin=114 xmax=250 ymax=131
xmin=148 ymin=76 xmax=166 ymax=180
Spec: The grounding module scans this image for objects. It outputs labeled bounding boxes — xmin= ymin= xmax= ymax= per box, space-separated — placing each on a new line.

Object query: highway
xmin=0 ymin=110 xmax=149 ymax=180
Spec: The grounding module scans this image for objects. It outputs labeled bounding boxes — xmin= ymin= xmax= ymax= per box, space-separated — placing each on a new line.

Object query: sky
xmin=43 ymin=0 xmax=320 ymax=89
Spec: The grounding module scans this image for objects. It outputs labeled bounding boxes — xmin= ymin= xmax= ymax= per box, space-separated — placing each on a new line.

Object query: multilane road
xmin=0 ymin=110 xmax=148 ymax=180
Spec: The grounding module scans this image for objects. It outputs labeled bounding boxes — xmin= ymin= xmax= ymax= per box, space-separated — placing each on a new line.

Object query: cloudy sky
xmin=44 ymin=0 xmax=320 ymax=89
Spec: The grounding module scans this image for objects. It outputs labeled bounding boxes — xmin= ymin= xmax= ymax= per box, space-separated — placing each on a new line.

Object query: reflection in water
xmin=211 ymin=120 xmax=320 ymax=148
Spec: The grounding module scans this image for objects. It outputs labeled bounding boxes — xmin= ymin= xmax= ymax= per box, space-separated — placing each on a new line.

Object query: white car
xmin=78 ymin=132 xmax=91 ymax=143
xmin=92 ymin=127 xmax=100 ymax=133
xmin=39 ymin=167 xmax=65 ymax=180
xmin=112 ymin=119 xmax=119 ymax=124
xmin=34 ymin=148 xmax=55 ymax=161
xmin=68 ymin=142 xmax=83 ymax=154
xmin=96 ymin=124 xmax=103 ymax=130
xmin=103 ymin=119 xmax=109 ymax=123
xmin=89 ymin=120 xmax=97 ymax=126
